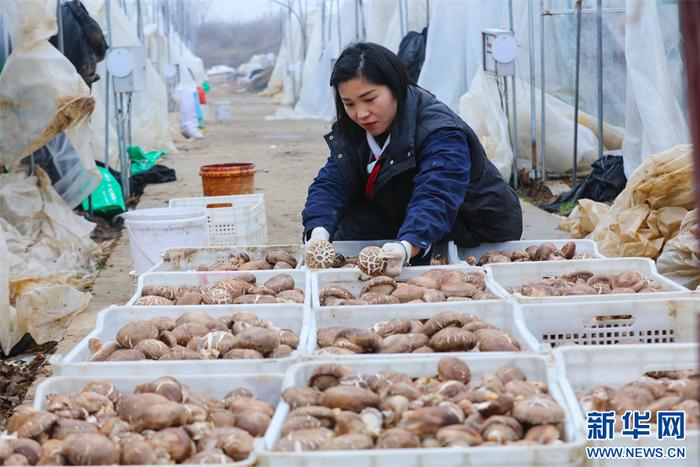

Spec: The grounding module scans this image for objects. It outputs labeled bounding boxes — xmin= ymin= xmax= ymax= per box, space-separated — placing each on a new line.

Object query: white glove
xmin=305 ymin=227 xmax=330 ymax=251
xmin=379 ymin=240 xmax=413 ymax=277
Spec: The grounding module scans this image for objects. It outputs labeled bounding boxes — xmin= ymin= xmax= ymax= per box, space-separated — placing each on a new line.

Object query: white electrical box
xmin=106 ymin=46 xmax=148 ymax=93
xmin=482 ymin=29 xmax=517 ymax=77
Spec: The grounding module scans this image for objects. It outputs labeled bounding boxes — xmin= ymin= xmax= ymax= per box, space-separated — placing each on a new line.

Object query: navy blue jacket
xmin=302 ymin=86 xmax=522 ymax=249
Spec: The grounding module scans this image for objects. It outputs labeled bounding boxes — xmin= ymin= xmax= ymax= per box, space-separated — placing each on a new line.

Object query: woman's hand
xmin=305 ymin=227 xmax=330 ymax=251
xmin=379 ymin=240 xmax=415 ymax=276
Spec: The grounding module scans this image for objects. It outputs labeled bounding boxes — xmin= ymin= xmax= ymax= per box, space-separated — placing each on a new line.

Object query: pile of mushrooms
xmin=465 ymin=241 xmax=593 ymax=266
xmin=135 ymin=273 xmax=303 ymax=305
xmin=508 ymin=270 xmax=665 ymax=297
xmin=194 ymin=249 xmax=298 ymax=271
xmin=275 ymin=357 xmax=567 ymax=451
xmin=4 ymin=376 xmax=275 ymax=465
xmin=314 ymin=311 xmax=521 ymax=355
xmin=87 ymin=311 xmax=300 ymax=361
xmin=577 ymin=369 xmax=699 ymax=430
xmin=318 ymin=269 xmax=500 ymax=306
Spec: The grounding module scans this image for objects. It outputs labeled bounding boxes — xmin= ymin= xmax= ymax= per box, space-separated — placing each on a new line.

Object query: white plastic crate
xmin=310 ymin=264 xmax=505 ymax=308
xmin=169 ymin=194 xmax=268 ymax=247
xmin=486 ymin=258 xmax=688 ymax=304
xmin=128 ymin=269 xmax=310 ymax=307
xmin=516 ymin=296 xmax=700 ymax=351
xmin=554 ymin=344 xmax=699 ymax=466
xmin=51 ymin=304 xmax=309 ymax=376
xmin=300 ymin=240 xmax=452 ymax=268
xmin=448 ymin=239 xmax=604 ymax=265
xmin=260 ymin=354 xmax=585 ymax=466
xmin=33 ymin=372 xmax=284 ymax=467
xmin=148 ymin=244 xmax=304 ymax=272
xmin=303 ymin=300 xmax=539 ymax=358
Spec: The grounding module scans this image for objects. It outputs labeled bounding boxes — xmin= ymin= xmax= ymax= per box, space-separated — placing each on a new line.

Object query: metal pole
xmin=539 ymin=0 xmax=546 ymax=180
xmin=596 ymin=0 xmax=604 ymax=161
xmin=398 ymin=0 xmax=405 ymax=39
xmin=354 ymin=0 xmax=359 ymax=41
xmin=508 ymin=0 xmax=518 ymax=188
xmin=56 ymin=0 xmax=64 ymax=53
xmin=336 ymin=0 xmax=342 ymax=51
xmin=572 ymin=0 xmax=582 ymax=186
xmin=136 ymin=0 xmax=144 ymax=43
xmin=527 ymin=0 xmax=537 ymax=175
xmin=104 ymin=0 xmax=112 ymax=167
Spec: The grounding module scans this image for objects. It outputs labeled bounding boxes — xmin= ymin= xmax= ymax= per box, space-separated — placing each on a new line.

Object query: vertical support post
xmin=539 ymin=0 xmax=546 ymax=180
xmin=104 ymin=0 xmax=112 ymax=167
xmin=596 ymin=0 xmax=604 ymax=161
xmin=527 ymin=0 xmax=537 ymax=175
xmin=136 ymin=0 xmax=144 ymax=43
xmin=572 ymin=0 xmax=582 ymax=186
xmin=398 ymin=0 xmax=405 ymax=39
xmin=508 ymin=0 xmax=518 ymax=188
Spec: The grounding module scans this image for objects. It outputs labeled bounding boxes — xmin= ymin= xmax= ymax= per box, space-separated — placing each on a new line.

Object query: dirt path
xmin=22 ymin=85 xmax=567 ymax=405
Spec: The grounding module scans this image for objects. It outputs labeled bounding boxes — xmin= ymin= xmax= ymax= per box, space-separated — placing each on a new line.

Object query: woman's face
xmin=338 ymin=77 xmax=397 ymax=136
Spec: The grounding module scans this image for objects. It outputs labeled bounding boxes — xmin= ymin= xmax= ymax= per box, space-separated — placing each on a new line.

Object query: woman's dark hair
xmin=330 ymin=42 xmax=416 ymax=143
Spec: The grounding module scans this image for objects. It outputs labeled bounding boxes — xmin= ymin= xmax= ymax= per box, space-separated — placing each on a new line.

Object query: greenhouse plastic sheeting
xmin=0 ymin=169 xmax=96 ymax=354
xmin=558 ymin=198 xmax=612 ymax=239
xmin=0 ymin=0 xmax=96 ymax=172
xmin=589 ymin=144 xmax=695 ymax=259
xmin=459 ymin=69 xmax=513 ymax=180
xmin=622 ymin=0 xmax=688 ymax=178
xmin=656 ymin=210 xmax=699 ymax=290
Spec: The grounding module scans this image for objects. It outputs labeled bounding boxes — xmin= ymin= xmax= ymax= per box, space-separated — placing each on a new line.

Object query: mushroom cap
xmin=319 ymin=386 xmax=381 ymax=412
xmin=201 ymin=287 xmax=233 ymax=304
xmin=116 ymin=321 xmax=160 ymax=349
xmin=613 ymin=271 xmax=645 ymax=291
xmin=525 ymin=424 xmax=562 ymax=444
xmin=481 ymin=415 xmax=524 ymax=442
xmin=309 ymin=363 xmax=356 ymax=390
xmin=420 ymin=311 xmax=463 ymax=337
xmin=234 ymin=326 xmax=281 ymax=354
xmin=560 ymin=241 xmax=577 ymax=259
xmin=359 ymin=276 xmax=397 ymax=296
xmin=391 ymin=284 xmax=424 ymax=302
xmin=474 ymin=328 xmax=521 ymax=352
xmin=398 ymin=406 xmax=461 ymax=436
xmin=437 ymin=357 xmax=471 ymax=384
xmin=283 ymin=387 xmax=322 ymax=409
xmin=335 ymin=328 xmax=382 ymax=351
xmin=222 ymin=348 xmax=264 ymax=359
xmin=108 ymin=349 xmax=147 ymax=361
xmin=281 ymin=415 xmax=323 ymax=436
xmin=305 ymin=240 xmax=337 ymax=269
xmin=266 ymin=250 xmax=298 ymax=268
xmin=319 ymin=285 xmax=355 ymax=305
xmin=369 ymin=319 xmax=412 ymax=337
xmin=377 ymin=334 xmax=413 ymax=354
xmin=357 ymin=246 xmax=387 ymax=276
xmin=429 ymin=327 xmax=477 ymax=352
xmin=407 ymin=275 xmax=438 ymax=289
xmin=512 ymin=395 xmax=565 ymax=425
xmin=277 ymin=289 xmax=305 ymax=303
xmin=135 ymin=295 xmax=174 ymax=306
xmin=235 ymin=409 xmax=272 ymax=437
xmin=238 ymin=259 xmax=272 ymax=270
xmin=61 ymin=433 xmax=119 ymax=466
xmin=376 ymin=428 xmax=420 ymax=449
xmin=142 ymin=285 xmax=178 ymax=300
xmin=320 ymin=433 xmax=374 ymax=450
xmin=496 ymin=364 xmax=527 ymax=384
xmin=440 ymin=282 xmax=477 ymax=298
xmin=422 ymin=289 xmax=447 ymax=302
xmin=436 ymin=424 xmax=483 ymax=446
xmin=263 ymin=273 xmax=295 ymax=293
xmin=8 ymin=409 xmax=57 ymax=439
xmin=276 ymin=427 xmax=334 ymax=452
xmin=52 ymin=418 xmax=99 ymax=440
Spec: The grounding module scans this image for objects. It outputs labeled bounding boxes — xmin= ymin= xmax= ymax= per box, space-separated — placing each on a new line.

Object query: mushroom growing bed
xmin=51 ymin=305 xmax=309 ymax=377
xmin=149 ymin=245 xmax=304 ymax=272
xmin=260 ymin=355 xmax=583 ymax=466
xmin=311 ymin=266 xmax=504 ymax=308
xmin=554 ymin=344 xmax=698 ymax=464
xmin=486 ymin=258 xmax=687 ymax=304
xmin=305 ymin=301 xmax=538 ymax=357
xmin=14 ymin=373 xmax=283 ymax=466
xmin=128 ymin=270 xmax=309 ymax=307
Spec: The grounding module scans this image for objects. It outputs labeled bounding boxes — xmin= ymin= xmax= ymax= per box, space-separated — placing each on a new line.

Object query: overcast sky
xmin=200 ymin=0 xmax=284 ymax=23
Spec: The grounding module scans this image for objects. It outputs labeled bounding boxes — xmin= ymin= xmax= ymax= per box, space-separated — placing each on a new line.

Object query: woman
xmin=302 ymin=42 xmax=522 ymax=276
